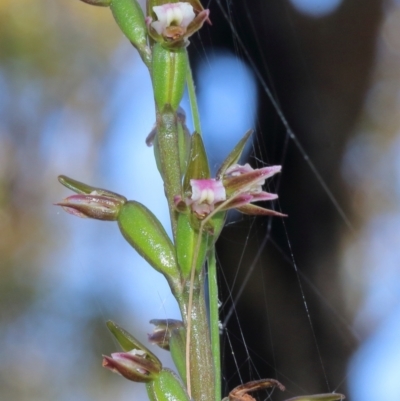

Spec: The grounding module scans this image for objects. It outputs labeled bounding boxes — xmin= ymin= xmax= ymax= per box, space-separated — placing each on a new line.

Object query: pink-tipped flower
xmin=102 ymin=349 xmax=161 ymax=383
xmin=176 ymin=163 xmax=285 ymax=218
xmin=55 ymin=192 xmax=125 ymax=221
xmin=146 ymin=2 xmax=210 ymax=48
xmin=222 ymin=163 xmax=285 ymax=217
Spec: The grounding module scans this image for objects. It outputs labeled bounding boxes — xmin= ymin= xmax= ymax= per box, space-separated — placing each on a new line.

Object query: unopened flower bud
xmin=104 ymin=320 xmax=162 ymax=383
xmin=148 ymin=319 xmax=184 ymax=350
xmin=56 ymin=194 xmax=125 ymax=221
xmin=102 ymin=349 xmax=161 ymax=382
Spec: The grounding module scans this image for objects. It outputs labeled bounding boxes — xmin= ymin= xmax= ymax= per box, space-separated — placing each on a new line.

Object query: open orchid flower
xmin=146 ymin=2 xmax=210 ymax=48
xmin=175 ymin=163 xmax=286 ymax=219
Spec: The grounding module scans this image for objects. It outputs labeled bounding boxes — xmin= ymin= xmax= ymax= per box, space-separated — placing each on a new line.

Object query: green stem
xmin=186 ymin=56 xmax=202 ymax=135
xmin=179 ymin=275 xmax=215 ymax=401
xmin=208 ymin=249 xmax=221 ymax=401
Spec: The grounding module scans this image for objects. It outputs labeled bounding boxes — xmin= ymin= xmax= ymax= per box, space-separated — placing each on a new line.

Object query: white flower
xmin=151 ymin=2 xmax=196 ymax=36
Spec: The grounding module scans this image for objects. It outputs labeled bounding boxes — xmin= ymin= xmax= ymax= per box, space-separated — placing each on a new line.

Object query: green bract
xmin=152 ymin=43 xmax=187 ymax=111
xmin=176 ymin=213 xmax=209 ymax=277
xmin=183 ymin=132 xmax=210 ymax=192
xmin=216 ymin=129 xmax=253 ymax=179
xmin=168 ymin=325 xmax=186 ymax=384
xmin=146 ymin=369 xmax=190 ymax=401
xmin=106 ymin=321 xmax=157 ymax=356
xmin=58 ymin=175 xmax=127 ymax=201
xmin=110 ymin=0 xmax=152 ymax=68
xmin=118 ymin=201 xmax=181 ymax=292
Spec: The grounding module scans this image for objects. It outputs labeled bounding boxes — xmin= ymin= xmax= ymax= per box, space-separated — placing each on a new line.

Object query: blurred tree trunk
xmin=190 ymin=0 xmax=384 ymax=398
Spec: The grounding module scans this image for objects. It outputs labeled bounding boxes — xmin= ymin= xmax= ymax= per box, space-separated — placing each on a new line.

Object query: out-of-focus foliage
xmin=0 ymin=2 xmax=147 ymax=401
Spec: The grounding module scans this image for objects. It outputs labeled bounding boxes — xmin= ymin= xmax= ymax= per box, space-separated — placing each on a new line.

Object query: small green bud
xmin=152 ymin=43 xmax=187 ymax=111
xmin=118 ymin=201 xmax=181 ymax=292
xmin=146 ymin=369 xmax=190 ymax=401
xmin=110 ymin=0 xmax=152 ymax=68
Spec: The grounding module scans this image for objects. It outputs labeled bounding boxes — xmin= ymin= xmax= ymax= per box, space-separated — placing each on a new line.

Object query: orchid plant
xmin=57 ymin=1 xmax=345 ymax=401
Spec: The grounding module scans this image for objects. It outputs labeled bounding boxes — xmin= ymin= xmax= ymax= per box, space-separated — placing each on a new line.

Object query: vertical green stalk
xmin=179 ymin=275 xmax=215 ymax=401
xmin=208 ymin=249 xmax=221 ymax=401
xmin=186 ymin=57 xmax=202 ymax=135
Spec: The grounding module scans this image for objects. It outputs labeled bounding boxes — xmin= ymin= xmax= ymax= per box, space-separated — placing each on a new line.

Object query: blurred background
xmin=1 ymin=0 xmax=400 ymax=400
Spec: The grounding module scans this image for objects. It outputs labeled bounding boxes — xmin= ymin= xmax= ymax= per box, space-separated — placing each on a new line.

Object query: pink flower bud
xmin=102 ymin=349 xmax=161 ymax=382
xmin=55 ymin=193 xmax=125 ymax=221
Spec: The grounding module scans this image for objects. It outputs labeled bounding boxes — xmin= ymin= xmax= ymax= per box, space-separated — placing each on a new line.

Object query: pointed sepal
xmin=216 ymin=129 xmax=253 ymax=179
xmin=183 ymin=132 xmax=210 ymax=193
xmin=58 ymin=175 xmax=127 ymax=200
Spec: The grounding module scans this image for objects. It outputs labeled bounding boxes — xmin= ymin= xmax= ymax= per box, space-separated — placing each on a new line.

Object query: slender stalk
xmin=186 ymin=56 xmax=202 ymax=135
xmin=185 ymin=181 xmax=265 ymax=400
xmin=208 ymin=249 xmax=221 ymax=401
xmin=181 ymin=271 xmax=214 ymax=401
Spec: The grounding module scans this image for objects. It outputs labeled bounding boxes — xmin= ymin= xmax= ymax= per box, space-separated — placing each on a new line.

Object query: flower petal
xmin=236 ymin=204 xmax=287 ymax=217
xmin=224 ymin=165 xmax=281 ymax=195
